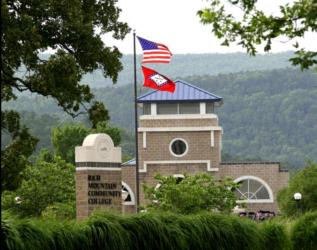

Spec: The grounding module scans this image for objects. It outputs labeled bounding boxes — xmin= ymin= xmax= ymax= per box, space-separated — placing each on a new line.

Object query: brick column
xmin=75 ymin=134 xmax=122 ymax=220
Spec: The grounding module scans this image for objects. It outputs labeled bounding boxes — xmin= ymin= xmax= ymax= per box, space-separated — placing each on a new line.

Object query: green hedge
xmin=291 ymin=211 xmax=317 ymax=250
xmin=0 ymin=212 xmax=295 ymax=250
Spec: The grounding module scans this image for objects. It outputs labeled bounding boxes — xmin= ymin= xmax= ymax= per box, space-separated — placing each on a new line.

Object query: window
xmin=122 ymin=182 xmax=135 ymax=205
xmin=157 ymin=103 xmax=178 ymax=114
xmin=143 ymin=103 xmax=151 ymax=115
xmin=179 ymin=103 xmax=200 ymax=114
xmin=169 ymin=138 xmax=188 ymax=157
xmin=206 ymin=103 xmax=214 ymax=113
xmin=234 ymin=176 xmax=273 ymax=203
xmin=156 ymin=102 xmax=203 ymax=115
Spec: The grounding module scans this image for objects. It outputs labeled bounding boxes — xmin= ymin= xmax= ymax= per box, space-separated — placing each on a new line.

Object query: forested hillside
xmin=3 ymin=67 xmax=317 ymax=168
xmin=82 ymin=52 xmax=294 ymax=87
xmin=16 ymin=52 xmax=295 ymax=89
xmin=95 ymin=68 xmax=317 ymax=167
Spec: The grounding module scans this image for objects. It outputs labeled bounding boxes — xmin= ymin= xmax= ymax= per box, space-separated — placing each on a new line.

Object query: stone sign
xmin=75 ymin=134 xmax=122 ymax=220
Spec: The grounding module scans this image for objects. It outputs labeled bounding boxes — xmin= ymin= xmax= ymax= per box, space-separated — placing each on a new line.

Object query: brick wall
xmin=121 ymin=115 xmax=289 ymax=214
xmin=76 ymin=167 xmax=122 ymax=220
xmin=138 ymin=131 xmax=221 ymax=166
xmin=218 ymin=163 xmax=289 ymax=213
xmin=122 ymin=163 xmax=289 ymax=213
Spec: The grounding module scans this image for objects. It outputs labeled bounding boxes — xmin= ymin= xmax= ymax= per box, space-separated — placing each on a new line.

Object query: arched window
xmin=122 ymin=182 xmax=135 ymax=205
xmin=234 ymin=176 xmax=273 ymax=203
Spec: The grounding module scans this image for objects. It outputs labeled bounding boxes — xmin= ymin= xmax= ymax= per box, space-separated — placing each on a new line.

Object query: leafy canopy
xmin=1 ymin=0 xmax=130 ymax=192
xmin=2 ymin=152 xmax=76 ymax=217
xmin=2 ymin=0 xmax=130 ymax=115
xmin=51 ymin=121 xmax=121 ymax=164
xmin=198 ymin=0 xmax=317 ymax=70
xmin=143 ymin=173 xmax=238 ymax=214
xmin=277 ymin=161 xmax=317 ymax=216
xmin=1 ymin=111 xmax=38 ymax=192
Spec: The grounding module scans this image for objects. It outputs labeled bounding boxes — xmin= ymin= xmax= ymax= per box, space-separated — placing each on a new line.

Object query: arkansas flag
xmin=142 ymin=66 xmax=176 ymax=93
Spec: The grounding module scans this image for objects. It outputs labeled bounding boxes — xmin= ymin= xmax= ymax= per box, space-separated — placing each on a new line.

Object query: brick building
xmin=121 ymin=80 xmax=289 ymax=214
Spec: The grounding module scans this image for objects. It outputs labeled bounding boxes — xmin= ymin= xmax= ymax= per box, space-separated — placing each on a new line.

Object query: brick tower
xmin=121 ymin=79 xmax=289 ymax=213
xmin=136 ymin=80 xmax=223 ymax=204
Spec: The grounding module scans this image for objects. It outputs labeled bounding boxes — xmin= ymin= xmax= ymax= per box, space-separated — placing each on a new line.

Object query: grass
xmin=1 ymin=211 xmax=316 ymax=250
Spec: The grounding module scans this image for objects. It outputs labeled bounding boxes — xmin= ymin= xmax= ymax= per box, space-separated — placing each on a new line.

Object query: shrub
xmin=259 ymin=220 xmax=291 ymax=250
xmin=277 ymin=161 xmax=317 ymax=216
xmin=1 ymin=212 xmax=297 ymax=250
xmin=291 ymin=211 xmax=317 ymax=250
xmin=41 ymin=202 xmax=76 ymax=220
xmin=144 ymin=173 xmax=237 ymax=214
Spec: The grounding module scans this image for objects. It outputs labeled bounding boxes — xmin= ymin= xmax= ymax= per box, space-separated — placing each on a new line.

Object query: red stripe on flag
xmin=143 ymin=56 xmax=171 ymax=59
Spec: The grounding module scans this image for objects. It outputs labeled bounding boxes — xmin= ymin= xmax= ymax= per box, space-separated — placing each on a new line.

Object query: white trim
xmin=76 ymin=167 xmax=121 ymax=171
xmin=234 ymin=176 xmax=274 ymax=203
xmin=138 ymin=126 xmax=222 ymax=132
xmin=140 ymin=160 xmax=218 ymax=173
xmin=143 ymin=132 xmax=147 ymax=148
xmin=219 ymin=132 xmax=222 ymax=161
xmin=210 ymin=130 xmax=214 ymax=147
xmin=150 ymin=103 xmax=157 ymax=115
xmin=122 ymin=181 xmax=135 ymax=205
xmin=140 ymin=114 xmax=218 ymax=120
xmin=169 ymin=138 xmax=189 ymax=157
xmin=200 ymin=102 xmax=206 ymax=114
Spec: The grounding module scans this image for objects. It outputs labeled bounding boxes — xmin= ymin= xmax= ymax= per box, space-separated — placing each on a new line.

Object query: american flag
xmin=137 ymin=36 xmax=172 ymax=64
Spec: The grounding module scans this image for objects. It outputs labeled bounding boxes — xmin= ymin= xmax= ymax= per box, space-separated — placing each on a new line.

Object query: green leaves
xmin=144 ymin=173 xmax=237 ymax=214
xmin=277 ymin=161 xmax=317 ymax=216
xmin=1 ymin=110 xmax=38 ymax=192
xmin=290 ymin=50 xmax=317 ymax=70
xmin=51 ymin=123 xmax=90 ymax=164
xmin=1 ymin=0 xmax=130 ymax=193
xmin=2 ymin=155 xmax=76 ymax=217
xmin=198 ymin=0 xmax=317 ymax=71
xmin=51 ymin=122 xmax=121 ymax=164
xmin=88 ymin=101 xmax=110 ymax=129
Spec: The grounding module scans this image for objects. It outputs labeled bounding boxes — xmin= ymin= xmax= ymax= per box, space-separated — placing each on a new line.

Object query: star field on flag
xmin=137 ymin=36 xmax=172 ymax=64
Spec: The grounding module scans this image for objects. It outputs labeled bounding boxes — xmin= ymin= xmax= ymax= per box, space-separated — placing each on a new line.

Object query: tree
xmin=51 ymin=122 xmax=121 ymax=164
xmin=1 ymin=111 xmax=38 ymax=192
xmin=277 ymin=161 xmax=317 ymax=216
xmin=88 ymin=102 xmax=110 ymax=129
xmin=198 ymin=0 xmax=317 ymax=70
xmin=143 ymin=173 xmax=237 ymax=214
xmin=1 ymin=154 xmax=76 ymax=217
xmin=1 ymin=0 xmax=130 ymax=191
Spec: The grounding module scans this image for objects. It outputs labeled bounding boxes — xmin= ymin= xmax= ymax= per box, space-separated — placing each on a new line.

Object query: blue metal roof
xmin=137 ymin=79 xmax=222 ymax=103
xmin=122 ymin=158 xmax=135 ymax=166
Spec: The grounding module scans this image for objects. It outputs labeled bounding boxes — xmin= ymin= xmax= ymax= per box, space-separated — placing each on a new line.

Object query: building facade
xmin=121 ymin=80 xmax=289 ymax=214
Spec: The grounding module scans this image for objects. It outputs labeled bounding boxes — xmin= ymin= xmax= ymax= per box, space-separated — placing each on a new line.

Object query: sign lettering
xmin=87 ymin=175 xmax=120 ymax=206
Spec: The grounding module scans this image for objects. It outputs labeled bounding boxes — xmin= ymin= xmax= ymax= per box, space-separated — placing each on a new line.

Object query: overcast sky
xmin=103 ymin=0 xmax=317 ymax=54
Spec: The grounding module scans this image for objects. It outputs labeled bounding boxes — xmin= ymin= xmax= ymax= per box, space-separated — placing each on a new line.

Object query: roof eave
xmin=137 ymin=98 xmax=223 ymax=103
